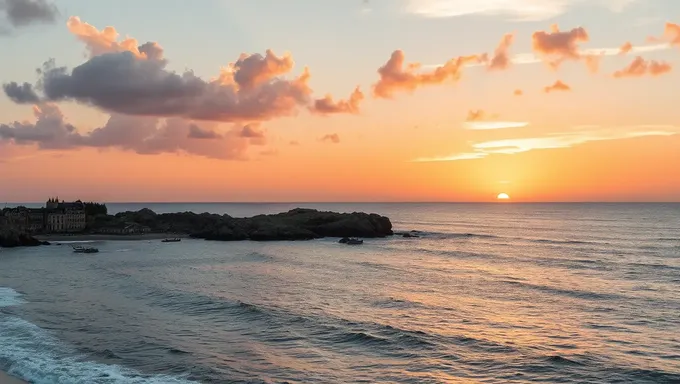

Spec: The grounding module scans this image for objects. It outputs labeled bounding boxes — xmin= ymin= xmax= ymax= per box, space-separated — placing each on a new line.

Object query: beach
xmin=0 ymin=371 xmax=26 ymax=384
xmin=34 ymin=233 xmax=189 ymax=242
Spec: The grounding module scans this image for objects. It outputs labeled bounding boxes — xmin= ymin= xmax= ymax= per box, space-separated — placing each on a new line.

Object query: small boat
xmin=162 ymin=238 xmax=182 ymax=243
xmin=339 ymin=237 xmax=364 ymax=245
xmin=73 ymin=245 xmax=99 ymax=254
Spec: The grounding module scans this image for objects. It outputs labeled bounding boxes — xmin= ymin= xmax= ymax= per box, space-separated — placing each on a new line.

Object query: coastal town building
xmin=1 ymin=198 xmax=87 ymax=234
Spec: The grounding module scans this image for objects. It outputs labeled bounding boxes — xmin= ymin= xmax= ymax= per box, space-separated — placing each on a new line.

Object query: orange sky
xmin=1 ymin=1 xmax=679 ymax=202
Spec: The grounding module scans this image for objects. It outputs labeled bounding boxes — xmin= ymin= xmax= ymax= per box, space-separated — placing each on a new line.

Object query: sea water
xmin=1 ymin=203 xmax=679 ymax=383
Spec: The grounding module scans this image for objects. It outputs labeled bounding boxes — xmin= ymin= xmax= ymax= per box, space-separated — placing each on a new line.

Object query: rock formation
xmin=0 ymin=217 xmax=44 ymax=248
xmin=112 ymin=208 xmax=393 ymax=241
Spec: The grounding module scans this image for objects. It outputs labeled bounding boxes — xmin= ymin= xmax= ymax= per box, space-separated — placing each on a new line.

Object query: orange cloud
xmin=67 ymin=16 xmax=164 ymax=61
xmin=664 ymin=22 xmax=680 ymax=46
xmin=320 ymin=133 xmax=340 ymax=144
xmin=311 ymin=86 xmax=364 ymax=115
xmin=514 ymin=89 xmax=523 ymax=96
xmin=544 ymin=80 xmax=571 ymax=93
xmin=532 ymin=24 xmax=590 ymax=69
xmin=230 ymin=50 xmax=295 ymax=90
xmin=619 ymin=42 xmax=633 ymax=54
xmin=466 ymin=110 xmax=486 ymax=121
xmin=488 ymin=33 xmax=514 ymax=71
xmin=613 ymin=56 xmax=673 ymax=78
xmin=373 ymin=50 xmax=486 ymax=98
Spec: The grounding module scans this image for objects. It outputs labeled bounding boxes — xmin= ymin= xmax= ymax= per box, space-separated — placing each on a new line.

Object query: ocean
xmin=1 ymin=203 xmax=679 ymax=383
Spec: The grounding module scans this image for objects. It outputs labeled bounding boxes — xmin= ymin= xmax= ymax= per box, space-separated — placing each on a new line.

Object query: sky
xmin=0 ymin=0 xmax=678 ymax=202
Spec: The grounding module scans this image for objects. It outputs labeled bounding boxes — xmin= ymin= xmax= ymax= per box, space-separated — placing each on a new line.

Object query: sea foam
xmin=0 ymin=287 xmax=198 ymax=384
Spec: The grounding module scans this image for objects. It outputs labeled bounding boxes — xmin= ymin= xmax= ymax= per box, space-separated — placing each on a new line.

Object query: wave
xmin=0 ymin=287 xmax=23 ymax=308
xmin=500 ymin=280 xmax=624 ymax=301
xmin=393 ymin=230 xmax=610 ymax=247
xmin=0 ymin=288 xmax=199 ymax=384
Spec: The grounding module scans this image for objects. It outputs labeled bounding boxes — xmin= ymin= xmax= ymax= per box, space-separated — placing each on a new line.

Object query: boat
xmin=339 ymin=237 xmax=364 ymax=245
xmin=73 ymin=245 xmax=99 ymax=253
xmin=162 ymin=238 xmax=182 ymax=243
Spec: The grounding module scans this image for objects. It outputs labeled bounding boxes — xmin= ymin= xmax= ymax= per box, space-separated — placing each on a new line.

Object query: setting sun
xmin=497 ymin=193 xmax=510 ymax=200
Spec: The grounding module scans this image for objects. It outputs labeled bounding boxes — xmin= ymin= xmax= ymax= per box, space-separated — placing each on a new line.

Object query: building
xmin=0 ymin=207 xmax=47 ymax=234
xmin=1 ymin=199 xmax=89 ymax=234
xmin=45 ymin=199 xmax=86 ymax=233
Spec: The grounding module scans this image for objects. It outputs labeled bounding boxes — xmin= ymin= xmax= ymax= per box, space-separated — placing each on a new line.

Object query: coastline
xmin=34 ymin=233 xmax=189 ymax=242
xmin=0 ymin=371 xmax=27 ymax=384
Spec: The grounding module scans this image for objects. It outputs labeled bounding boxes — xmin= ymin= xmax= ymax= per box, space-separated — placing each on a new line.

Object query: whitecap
xmin=0 ymin=293 xmax=197 ymax=383
xmin=0 ymin=287 xmax=24 ymax=308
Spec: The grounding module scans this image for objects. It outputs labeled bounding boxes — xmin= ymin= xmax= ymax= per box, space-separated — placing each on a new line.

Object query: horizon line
xmin=3 ymin=201 xmax=680 ymax=205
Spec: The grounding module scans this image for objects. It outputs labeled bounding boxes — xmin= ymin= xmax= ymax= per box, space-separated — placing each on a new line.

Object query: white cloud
xmin=412 ymin=125 xmax=680 ymax=162
xmin=405 ymin=0 xmax=639 ymax=21
xmin=464 ymin=121 xmax=530 ymax=130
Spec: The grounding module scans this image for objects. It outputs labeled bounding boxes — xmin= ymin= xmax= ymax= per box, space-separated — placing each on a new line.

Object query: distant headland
xmin=0 ymin=199 xmax=393 ymax=247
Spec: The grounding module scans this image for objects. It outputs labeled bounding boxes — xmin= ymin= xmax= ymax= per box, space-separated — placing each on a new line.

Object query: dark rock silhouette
xmin=111 ymin=208 xmax=393 ymax=241
xmin=0 ymin=220 xmax=44 ymax=248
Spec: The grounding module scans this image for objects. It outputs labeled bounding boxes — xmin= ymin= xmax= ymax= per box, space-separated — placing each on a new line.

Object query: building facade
xmin=1 ymin=199 xmax=87 ymax=234
xmin=46 ymin=200 xmax=87 ymax=233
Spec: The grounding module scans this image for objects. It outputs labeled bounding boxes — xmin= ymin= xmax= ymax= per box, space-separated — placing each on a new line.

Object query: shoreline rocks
xmin=1 ymin=208 xmax=394 ymax=246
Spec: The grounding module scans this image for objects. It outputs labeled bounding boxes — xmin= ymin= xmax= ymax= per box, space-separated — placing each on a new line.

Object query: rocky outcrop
xmin=109 ymin=208 xmax=393 ymax=241
xmin=0 ymin=218 xmax=45 ymax=248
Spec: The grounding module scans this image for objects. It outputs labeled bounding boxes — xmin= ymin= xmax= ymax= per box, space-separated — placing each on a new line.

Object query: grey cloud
xmin=238 ymin=123 xmax=266 ymax=146
xmin=5 ymin=50 xmax=312 ymax=123
xmin=188 ymin=124 xmax=221 ymax=139
xmin=0 ymin=104 xmax=257 ymax=159
xmin=2 ymin=81 xmax=40 ymax=103
xmin=0 ymin=0 xmax=58 ymax=28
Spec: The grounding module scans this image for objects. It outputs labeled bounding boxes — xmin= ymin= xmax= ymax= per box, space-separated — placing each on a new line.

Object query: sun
xmin=497 ymin=193 xmax=510 ymax=200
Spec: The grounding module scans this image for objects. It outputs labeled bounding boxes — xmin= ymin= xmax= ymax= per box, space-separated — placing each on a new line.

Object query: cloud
xmin=613 ymin=56 xmax=672 ymax=78
xmin=0 ymin=0 xmax=58 ymax=30
xmin=0 ymin=103 xmax=256 ymax=159
xmin=514 ymin=89 xmax=523 ymax=96
xmin=238 ymin=123 xmax=267 ymax=145
xmin=311 ymin=86 xmax=364 ymax=115
xmin=488 ymin=33 xmax=514 ymax=70
xmin=532 ymin=24 xmax=591 ymax=69
xmin=320 ymin=133 xmax=340 ymax=143
xmin=466 ymin=109 xmax=486 ymax=121
xmin=423 ymin=43 xmax=669 ymax=71
xmin=544 ymin=80 xmax=571 ymax=93
xmin=373 ymin=50 xmax=486 ymax=98
xmin=187 ymin=124 xmax=221 ymax=139
xmin=463 ymin=109 xmax=527 ymax=130
xmin=619 ymin=41 xmax=633 ymax=54
xmin=230 ymin=49 xmax=295 ymax=90
xmin=2 ymin=81 xmax=40 ymax=103
xmin=3 ymin=17 xmax=323 ymax=125
xmin=6 ymin=50 xmax=313 ymax=123
xmin=66 ymin=16 xmax=165 ymax=61
xmin=289 ymin=140 xmax=300 ymax=146
xmin=412 ymin=124 xmax=680 ymax=162
xmin=404 ymin=0 xmax=638 ymax=22
xmin=0 ymin=103 xmax=81 ymax=149
xmin=664 ymin=22 xmax=680 ymax=47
